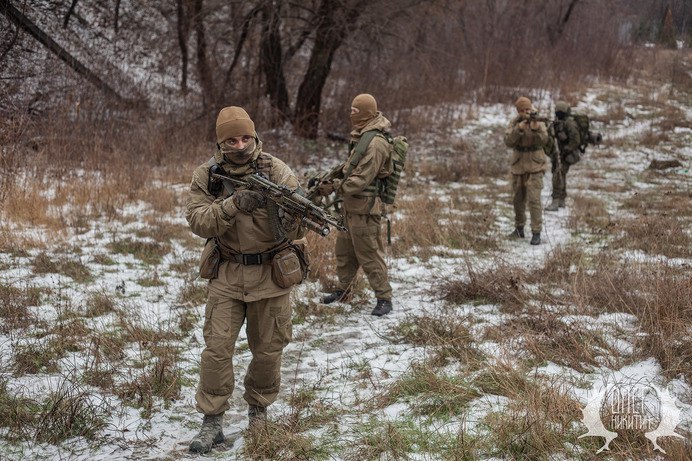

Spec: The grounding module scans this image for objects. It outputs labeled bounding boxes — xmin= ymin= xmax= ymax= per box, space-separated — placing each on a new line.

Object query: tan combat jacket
xmin=338 ymin=113 xmax=393 ymax=215
xmin=504 ymin=116 xmax=549 ymax=175
xmin=185 ymin=143 xmax=303 ymax=302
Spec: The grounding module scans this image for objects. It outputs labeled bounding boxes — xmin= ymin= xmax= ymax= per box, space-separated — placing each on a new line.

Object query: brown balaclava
xmin=351 ymin=93 xmax=377 ymax=130
xmin=514 ymin=97 xmax=533 ymax=114
xmin=215 ymin=106 xmax=257 ymax=165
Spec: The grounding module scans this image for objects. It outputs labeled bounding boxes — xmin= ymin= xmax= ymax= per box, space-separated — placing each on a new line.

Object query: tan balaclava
xmin=514 ymin=97 xmax=533 ymax=114
xmin=215 ymin=106 xmax=257 ymax=165
xmin=351 ymin=93 xmax=377 ymax=130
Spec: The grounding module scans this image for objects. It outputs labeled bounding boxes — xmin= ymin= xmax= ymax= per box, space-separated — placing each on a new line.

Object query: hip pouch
xmin=271 ymin=242 xmax=309 ymax=289
xmin=199 ymin=238 xmax=221 ymax=280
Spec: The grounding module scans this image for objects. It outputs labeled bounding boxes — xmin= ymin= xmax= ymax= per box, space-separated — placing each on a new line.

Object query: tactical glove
xmin=280 ymin=213 xmax=300 ymax=233
xmin=233 ymin=190 xmax=266 ymax=213
xmin=318 ymin=179 xmax=341 ymax=196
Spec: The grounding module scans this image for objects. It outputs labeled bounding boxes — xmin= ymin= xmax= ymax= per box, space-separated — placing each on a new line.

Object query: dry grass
xmin=483 ymin=309 xmax=619 ymax=372
xmin=379 ymin=363 xmax=481 ymax=417
xmin=390 ymin=310 xmax=483 ymax=367
xmin=391 ymin=189 xmax=499 ymax=260
xmin=563 ymin=258 xmax=692 ymax=382
xmin=243 ymin=421 xmax=330 ymax=460
xmin=115 ymin=348 xmax=184 ymax=418
xmin=437 ymin=261 xmax=525 ymax=312
xmin=480 ymin=377 xmax=584 ymax=459
xmin=0 ymin=284 xmax=42 ymax=331
xmin=612 ymin=215 xmax=692 ymax=258
xmin=567 ymin=195 xmax=613 ymax=235
xmin=31 ymin=252 xmax=93 ymax=283
xmin=107 ymin=238 xmax=170 ymax=265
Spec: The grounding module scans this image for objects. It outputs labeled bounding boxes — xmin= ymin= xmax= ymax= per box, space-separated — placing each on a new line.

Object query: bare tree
xmin=176 ymin=0 xmax=191 ymax=93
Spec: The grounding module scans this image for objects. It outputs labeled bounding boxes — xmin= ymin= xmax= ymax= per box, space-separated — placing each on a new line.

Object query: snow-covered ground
xmin=1 ymin=80 xmax=691 ymax=460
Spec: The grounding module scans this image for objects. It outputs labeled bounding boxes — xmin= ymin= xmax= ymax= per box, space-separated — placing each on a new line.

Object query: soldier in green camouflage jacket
xmin=545 ymin=101 xmax=581 ymax=211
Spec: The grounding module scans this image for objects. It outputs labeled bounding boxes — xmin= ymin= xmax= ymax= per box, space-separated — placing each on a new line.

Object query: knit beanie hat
xmin=351 ymin=94 xmax=378 ymax=127
xmin=216 ymin=106 xmax=256 ymax=143
xmin=514 ymin=97 xmax=533 ymax=113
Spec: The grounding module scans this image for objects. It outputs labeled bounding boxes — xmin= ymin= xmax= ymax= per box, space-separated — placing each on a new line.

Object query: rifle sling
xmin=342 ymin=130 xmax=383 ymax=181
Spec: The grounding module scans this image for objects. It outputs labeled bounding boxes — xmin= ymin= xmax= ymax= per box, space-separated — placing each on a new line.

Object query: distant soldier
xmin=185 ymin=106 xmax=304 ymax=453
xmin=504 ymin=96 xmax=549 ymax=245
xmin=317 ymin=93 xmax=394 ymax=316
xmin=545 ymin=101 xmax=581 ymax=211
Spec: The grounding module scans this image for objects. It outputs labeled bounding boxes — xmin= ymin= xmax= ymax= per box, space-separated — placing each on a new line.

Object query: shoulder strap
xmin=343 ymin=130 xmax=384 ymax=180
xmin=207 ymin=156 xmax=236 ymax=197
xmin=256 ymin=153 xmax=274 ymax=182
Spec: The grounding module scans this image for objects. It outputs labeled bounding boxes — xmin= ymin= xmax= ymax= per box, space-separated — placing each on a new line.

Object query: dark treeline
xmin=0 ymin=0 xmax=689 ymax=139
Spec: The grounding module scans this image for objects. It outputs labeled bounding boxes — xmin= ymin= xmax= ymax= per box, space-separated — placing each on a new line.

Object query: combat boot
xmin=544 ymin=200 xmax=559 ymax=211
xmin=558 ymin=198 xmax=566 ymax=208
xmin=248 ymin=404 xmax=267 ymax=429
xmin=189 ymin=414 xmax=225 ymax=453
xmin=508 ymin=227 xmax=525 ymax=239
xmin=322 ymin=290 xmax=346 ymax=304
xmin=371 ymin=299 xmax=393 ymax=316
xmin=530 ymin=232 xmax=541 ymax=245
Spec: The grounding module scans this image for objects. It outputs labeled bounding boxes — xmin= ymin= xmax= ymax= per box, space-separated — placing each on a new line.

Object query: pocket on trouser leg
xmin=268 ymin=302 xmax=292 ymax=349
xmin=200 ymin=297 xmax=235 ymax=395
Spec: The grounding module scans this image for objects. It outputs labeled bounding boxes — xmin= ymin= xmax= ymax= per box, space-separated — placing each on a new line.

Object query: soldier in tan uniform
xmin=504 ymin=96 xmax=549 ymax=245
xmin=185 ymin=106 xmax=303 ymax=453
xmin=318 ymin=94 xmax=394 ymax=316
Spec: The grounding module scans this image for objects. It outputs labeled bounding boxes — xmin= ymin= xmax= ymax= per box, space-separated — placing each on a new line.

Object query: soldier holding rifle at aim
xmin=185 ymin=106 xmax=327 ymax=453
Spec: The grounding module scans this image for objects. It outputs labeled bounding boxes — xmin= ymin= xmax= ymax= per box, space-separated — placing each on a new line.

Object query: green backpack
xmin=572 ymin=113 xmax=602 ymax=153
xmin=346 ymin=130 xmax=409 ymax=205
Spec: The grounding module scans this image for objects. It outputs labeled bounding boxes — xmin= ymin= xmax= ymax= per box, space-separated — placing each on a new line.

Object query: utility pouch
xmin=199 ymin=238 xmax=221 ymax=280
xmin=271 ymin=242 xmax=309 ymax=289
xmin=565 ymin=151 xmax=581 ymax=165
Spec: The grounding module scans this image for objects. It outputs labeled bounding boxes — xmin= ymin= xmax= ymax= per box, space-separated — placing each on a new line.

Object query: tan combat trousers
xmin=550 ymin=158 xmax=571 ymax=201
xmin=195 ymin=293 xmax=292 ymax=415
xmin=335 ymin=212 xmax=392 ymax=300
xmin=512 ymin=172 xmax=544 ymax=233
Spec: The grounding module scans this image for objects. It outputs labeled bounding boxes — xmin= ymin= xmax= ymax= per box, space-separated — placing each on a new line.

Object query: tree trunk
xmin=191 ymin=0 xmax=214 ymax=109
xmin=259 ymin=1 xmax=290 ymax=123
xmin=293 ymin=0 xmax=361 ymax=138
xmin=176 ymin=0 xmax=190 ymax=94
xmin=114 ymin=0 xmax=121 ymax=33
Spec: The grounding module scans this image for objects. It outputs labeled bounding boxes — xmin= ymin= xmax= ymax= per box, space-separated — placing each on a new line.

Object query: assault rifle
xmin=305 ymin=162 xmax=345 ymax=202
xmin=528 ymin=110 xmax=550 ymax=124
xmin=210 ymin=172 xmax=346 ymax=237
